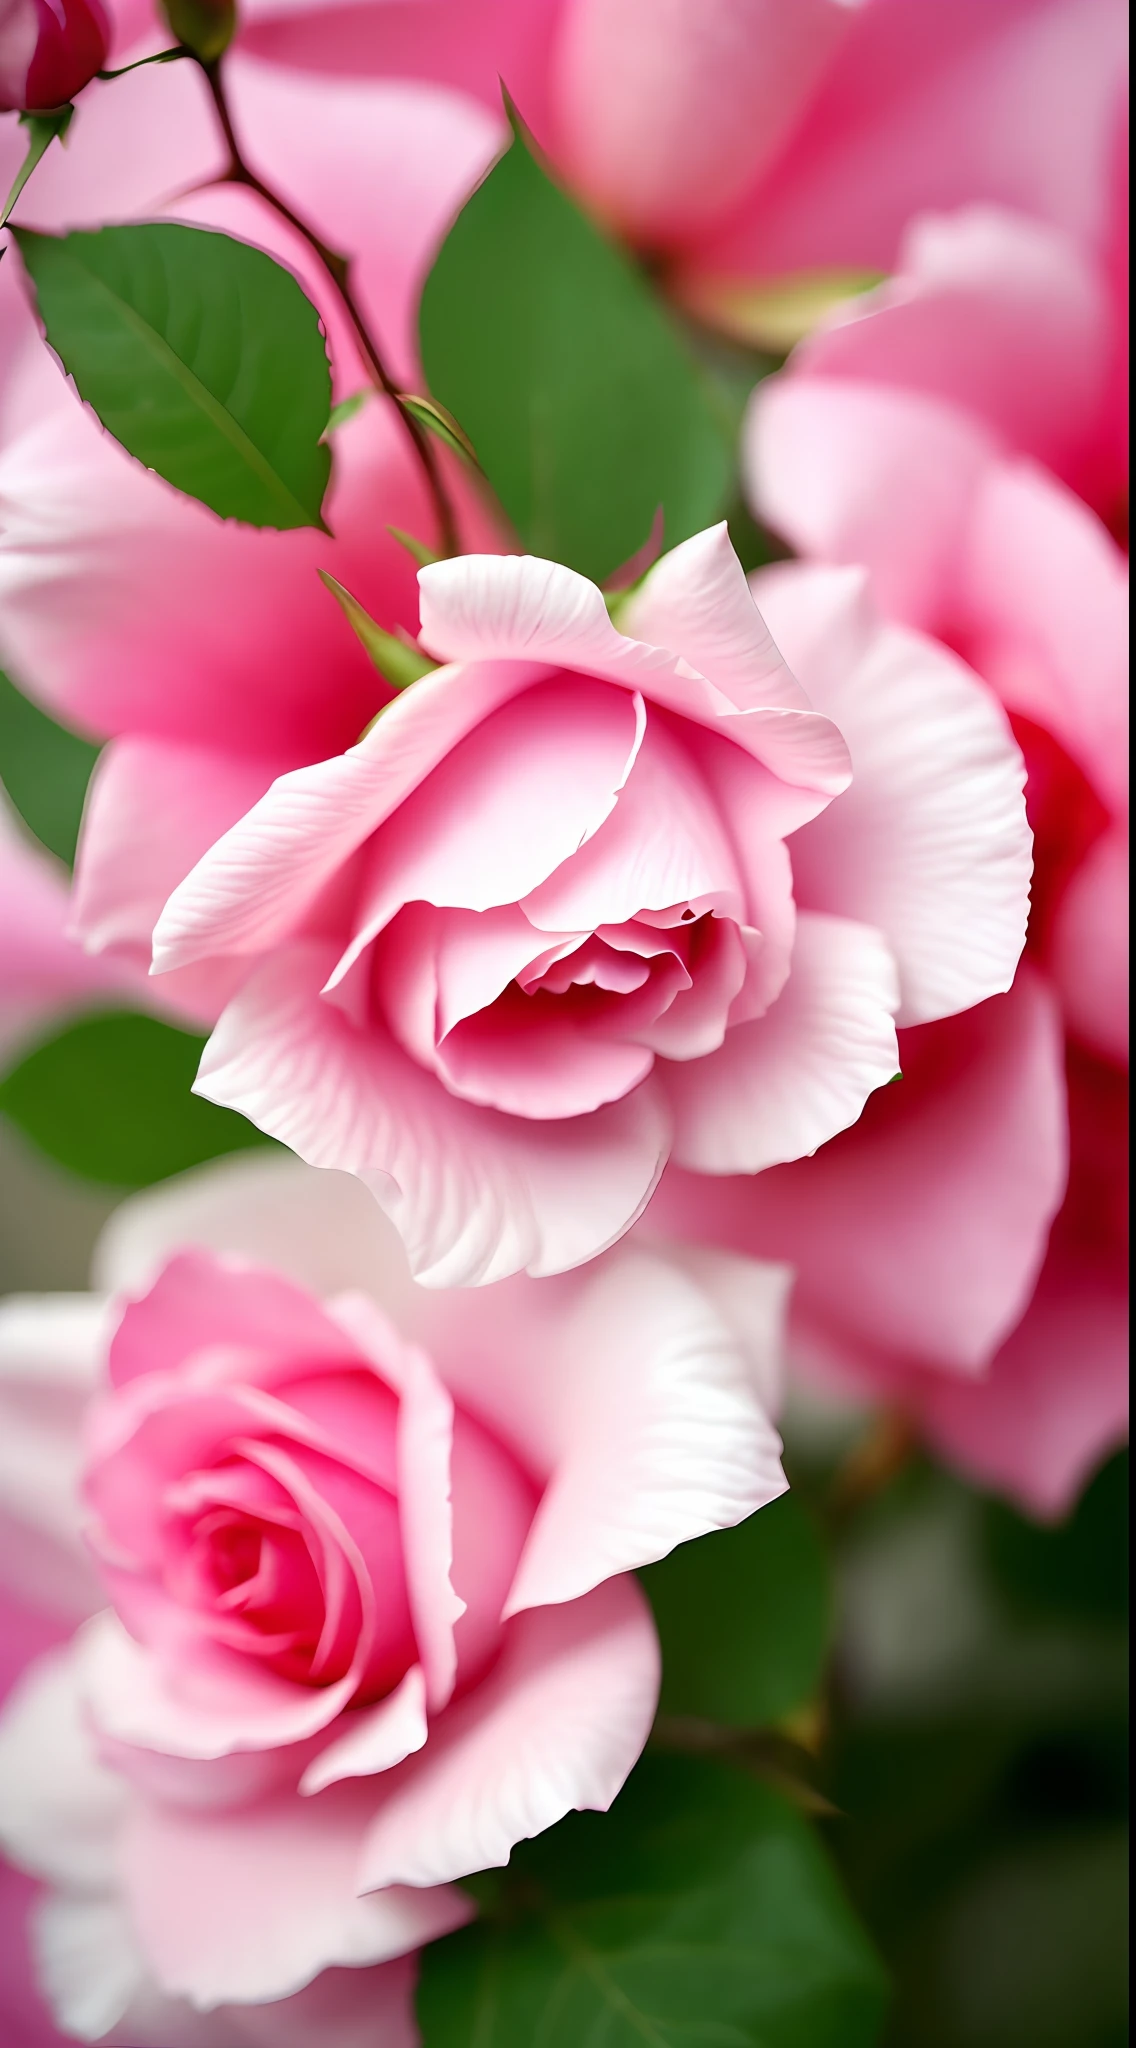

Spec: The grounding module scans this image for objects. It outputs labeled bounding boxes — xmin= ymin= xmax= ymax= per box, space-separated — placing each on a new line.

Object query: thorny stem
xmin=200 ymin=57 xmax=460 ymax=558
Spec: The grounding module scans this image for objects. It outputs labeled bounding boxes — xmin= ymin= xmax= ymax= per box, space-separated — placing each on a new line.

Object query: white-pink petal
xmin=664 ymin=911 xmax=900 ymax=1173
xmin=193 ymin=945 xmax=671 ymax=1285
xmin=755 ymin=563 xmax=1031 ymax=1025
xmin=358 ymin=1578 xmax=659 ymax=1891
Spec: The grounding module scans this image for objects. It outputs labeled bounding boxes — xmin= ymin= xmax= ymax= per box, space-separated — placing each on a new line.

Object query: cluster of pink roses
xmin=0 ymin=1 xmax=1127 ymax=2043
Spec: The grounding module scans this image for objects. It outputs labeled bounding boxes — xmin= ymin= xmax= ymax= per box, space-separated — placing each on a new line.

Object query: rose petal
xmin=663 ymin=910 xmax=900 ymax=1173
xmin=193 ymin=944 xmax=671 ymax=1285
xmin=358 ymin=1577 xmax=659 ymax=1890
xmin=755 ymin=563 xmax=1031 ymax=1025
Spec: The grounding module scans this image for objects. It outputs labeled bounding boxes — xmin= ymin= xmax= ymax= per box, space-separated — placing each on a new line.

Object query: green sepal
xmin=319 ymin=572 xmax=436 ymax=696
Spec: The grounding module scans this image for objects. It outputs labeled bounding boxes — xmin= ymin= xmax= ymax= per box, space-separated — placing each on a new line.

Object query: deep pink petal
xmin=915 ymin=1247 xmax=1128 ymax=1519
xmin=653 ymin=969 xmax=1069 ymax=1379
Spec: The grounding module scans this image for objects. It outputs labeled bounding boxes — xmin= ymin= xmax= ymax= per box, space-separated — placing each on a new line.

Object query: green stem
xmin=1 ymin=108 xmax=74 ymax=234
xmin=97 ymin=47 xmax=193 ymax=80
xmin=199 ymin=56 xmax=460 ymax=557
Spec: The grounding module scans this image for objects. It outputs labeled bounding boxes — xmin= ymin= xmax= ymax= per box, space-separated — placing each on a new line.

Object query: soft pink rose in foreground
xmin=236 ymin=0 xmax=1128 ymax=344
xmin=0 ymin=1151 xmax=789 ymax=2042
xmin=143 ymin=529 xmax=1031 ymax=1283
xmin=686 ymin=203 xmax=1131 ymax=1516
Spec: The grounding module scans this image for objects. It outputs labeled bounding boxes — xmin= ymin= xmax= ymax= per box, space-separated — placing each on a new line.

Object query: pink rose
xmin=237 ymin=0 xmax=1127 ymax=341
xmin=143 ymin=530 xmax=1031 ymax=1284
xmin=672 ymin=202 xmax=1130 ymax=1516
xmin=0 ymin=1151 xmax=789 ymax=2038
xmin=0 ymin=0 xmax=108 ymax=114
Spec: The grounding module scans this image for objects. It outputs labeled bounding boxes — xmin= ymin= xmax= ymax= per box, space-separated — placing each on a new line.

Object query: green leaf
xmin=399 ymin=392 xmax=480 ymax=466
xmin=417 ymin=1754 xmax=888 ymax=2048
xmin=0 ymin=669 xmax=99 ymax=869
xmin=318 ymin=573 xmax=436 ymax=694
xmin=420 ymin=109 xmax=731 ymax=582
xmin=982 ymin=1449 xmax=1129 ymax=1626
xmin=0 ymin=1009 xmax=275 ymax=1187
xmin=642 ymin=1493 xmax=832 ymax=1730
xmin=14 ymin=223 xmax=332 ymax=531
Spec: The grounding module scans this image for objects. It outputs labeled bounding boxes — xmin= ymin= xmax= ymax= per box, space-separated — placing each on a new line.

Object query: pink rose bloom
xmin=0 ymin=57 xmax=1033 ymax=1294
xmin=0 ymin=1151 xmax=790 ymax=2041
xmin=138 ymin=526 xmax=1029 ymax=1284
xmin=662 ymin=203 xmax=1131 ymax=1517
xmin=236 ymin=0 xmax=1128 ymax=341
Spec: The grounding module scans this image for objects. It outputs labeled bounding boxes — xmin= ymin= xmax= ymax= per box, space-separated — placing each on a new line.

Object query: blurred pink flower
xmin=703 ymin=198 xmax=1131 ymax=1516
xmin=0 ymin=1150 xmax=789 ymax=2039
xmin=234 ymin=0 xmax=1128 ymax=337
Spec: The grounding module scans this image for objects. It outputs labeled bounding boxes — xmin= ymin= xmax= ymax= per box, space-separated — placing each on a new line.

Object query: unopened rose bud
xmin=0 ymin=0 xmax=108 ymax=112
xmin=160 ymin=0 xmax=236 ymax=64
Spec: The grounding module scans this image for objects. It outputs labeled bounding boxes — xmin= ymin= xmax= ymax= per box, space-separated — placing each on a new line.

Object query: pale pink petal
xmin=663 ymin=911 xmax=900 ymax=1174
xmin=689 ymin=0 xmax=1128 ymax=280
xmin=959 ymin=459 xmax=1130 ymax=813
xmin=220 ymin=1955 xmax=420 ymax=2048
xmin=0 ymin=1296 xmax=109 ymax=1623
xmin=300 ymin=1666 xmax=428 ymax=1796
xmin=358 ymin=1578 xmax=658 ymax=1890
xmin=326 ymin=673 xmax=646 ymax=983
xmin=0 ymin=1647 xmax=124 ymax=1892
xmin=653 ymin=970 xmax=1069 ymax=1379
xmin=754 ymin=564 xmax=1031 ymax=1025
xmin=193 ymin=944 xmax=671 ymax=1285
xmin=73 ymin=739 xmax=285 ymax=1023
xmin=77 ymin=1611 xmax=357 ymax=1759
xmin=1049 ymin=822 xmax=1129 ymax=1065
xmin=92 ymin=1156 xmax=406 ymax=1306
xmin=150 ymin=659 xmax=552 ymax=976
xmin=747 ymin=374 xmax=995 ymax=632
xmin=326 ymin=1295 xmax=463 ymax=1711
xmin=501 ymin=1246 xmax=786 ymax=1617
xmin=107 ymin=1251 xmax=350 ymax=1389
xmin=795 ymin=207 xmax=1110 ymax=488
xmin=32 ymin=1892 xmax=150 ymax=2048
xmin=123 ymin=1780 xmax=472 ymax=2008
xmin=522 ymin=702 xmax=744 ymax=929
xmin=418 ymin=549 xmax=853 ymax=795
xmin=553 ymin=0 xmax=862 ymax=241
xmin=916 ymin=1249 xmax=1129 ymax=1520
xmin=617 ymin=521 xmax=814 ymax=712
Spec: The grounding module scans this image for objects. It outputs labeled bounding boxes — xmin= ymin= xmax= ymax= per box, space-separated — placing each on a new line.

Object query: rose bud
xmin=0 ymin=0 xmax=109 ymax=113
xmin=161 ymin=0 xmax=236 ymax=64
